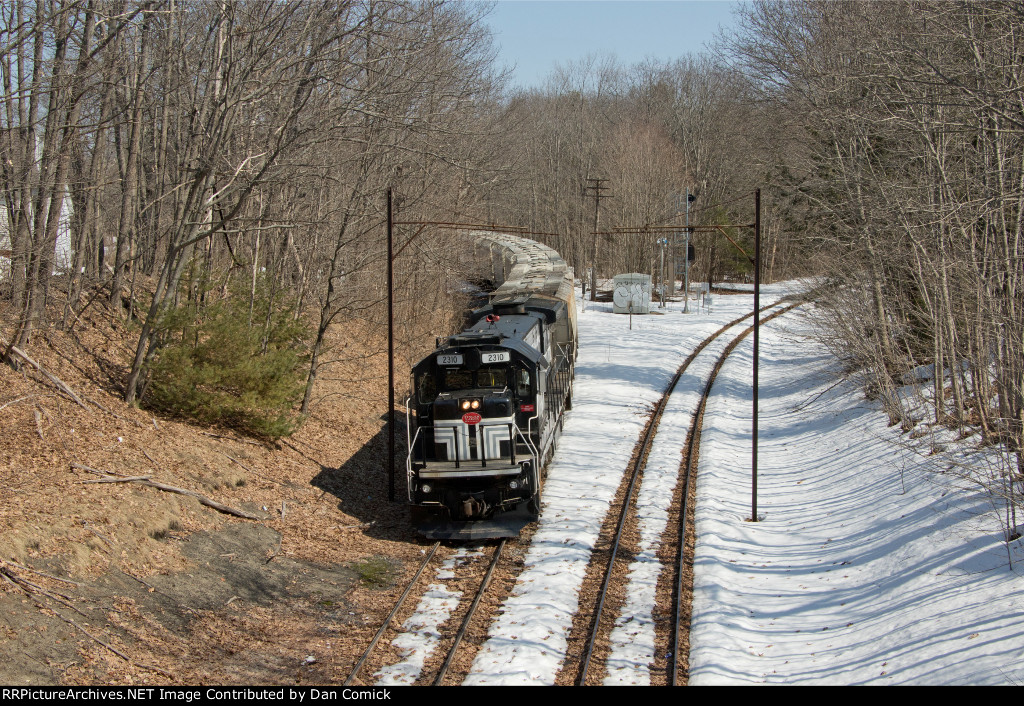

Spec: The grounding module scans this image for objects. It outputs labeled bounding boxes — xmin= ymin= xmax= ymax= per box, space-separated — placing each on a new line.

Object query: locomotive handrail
xmin=518 ymin=422 xmax=542 ymax=495
xmin=518 ymin=421 xmax=540 ymax=466
xmin=526 ymin=414 xmax=539 ymax=440
xmin=406 ymin=425 xmax=422 ymax=502
xmin=405 ymin=396 xmax=413 ymax=454
xmin=509 ymin=420 xmax=542 ymax=497
xmin=556 ymin=342 xmax=576 ymax=370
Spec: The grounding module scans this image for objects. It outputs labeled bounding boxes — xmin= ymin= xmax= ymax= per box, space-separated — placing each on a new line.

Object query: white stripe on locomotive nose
xmin=435 ymin=417 xmax=515 ymax=461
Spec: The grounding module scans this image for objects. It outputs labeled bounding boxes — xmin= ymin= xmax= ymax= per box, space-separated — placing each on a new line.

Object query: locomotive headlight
xmin=471 ymin=399 xmax=480 ymax=410
xmin=461 ymin=400 xmax=471 ymax=411
xmin=421 ymin=483 xmax=432 ymax=494
xmin=508 ymin=480 xmax=519 ymax=490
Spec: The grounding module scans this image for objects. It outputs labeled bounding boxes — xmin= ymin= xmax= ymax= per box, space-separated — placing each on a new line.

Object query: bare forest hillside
xmin=0 ymin=287 xmax=471 ymax=684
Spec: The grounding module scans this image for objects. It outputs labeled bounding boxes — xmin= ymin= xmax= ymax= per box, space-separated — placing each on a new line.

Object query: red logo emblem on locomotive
xmin=462 ymin=412 xmax=482 ymax=425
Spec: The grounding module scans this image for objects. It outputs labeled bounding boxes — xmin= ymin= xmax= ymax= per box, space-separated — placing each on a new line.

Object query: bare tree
xmin=1 ymin=0 xmax=104 ymax=356
xmin=726 ymin=0 xmax=1024 ymax=478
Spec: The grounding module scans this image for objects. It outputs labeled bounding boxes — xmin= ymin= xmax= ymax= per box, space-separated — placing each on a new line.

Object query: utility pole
xmin=584 ymin=177 xmax=610 ymax=301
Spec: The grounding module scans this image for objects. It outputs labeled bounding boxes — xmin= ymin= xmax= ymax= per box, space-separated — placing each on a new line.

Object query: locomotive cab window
xmin=444 ymin=369 xmax=473 ymax=390
xmin=476 ymin=366 xmax=507 ymax=389
xmin=416 ymin=372 xmax=436 ymax=404
xmin=444 ymin=366 xmax=507 ymax=391
xmin=516 ymin=368 xmax=532 ymax=397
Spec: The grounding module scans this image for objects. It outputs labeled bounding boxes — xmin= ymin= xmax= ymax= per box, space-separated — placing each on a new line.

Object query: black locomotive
xmin=405 ymin=234 xmax=577 ymax=539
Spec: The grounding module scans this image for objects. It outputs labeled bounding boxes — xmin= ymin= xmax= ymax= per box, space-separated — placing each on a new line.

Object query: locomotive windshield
xmin=416 ymin=364 xmax=531 ymax=403
xmin=444 ymin=366 xmax=507 ymax=390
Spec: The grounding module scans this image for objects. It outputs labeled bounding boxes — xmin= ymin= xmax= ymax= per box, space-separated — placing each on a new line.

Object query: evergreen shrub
xmin=144 ymin=279 xmax=310 ymax=439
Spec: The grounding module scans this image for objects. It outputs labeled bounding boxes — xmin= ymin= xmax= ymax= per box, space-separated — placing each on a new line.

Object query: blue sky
xmin=483 ymin=1 xmax=742 ymax=89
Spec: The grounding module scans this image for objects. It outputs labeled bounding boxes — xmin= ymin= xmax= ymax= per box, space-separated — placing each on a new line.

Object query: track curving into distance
xmin=576 ymin=299 xmax=804 ymax=685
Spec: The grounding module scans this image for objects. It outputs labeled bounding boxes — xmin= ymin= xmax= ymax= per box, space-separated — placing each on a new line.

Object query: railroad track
xmin=347 ymin=299 xmax=803 ymax=687
xmin=569 ymin=299 xmax=804 ymax=686
xmin=344 ymin=539 xmax=510 ymax=686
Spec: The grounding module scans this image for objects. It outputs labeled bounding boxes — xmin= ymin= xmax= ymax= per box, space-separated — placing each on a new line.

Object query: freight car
xmin=405 ymin=232 xmax=577 ymax=539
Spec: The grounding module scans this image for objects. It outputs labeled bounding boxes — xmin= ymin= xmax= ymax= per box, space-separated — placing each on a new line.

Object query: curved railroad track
xmin=570 ymin=299 xmax=804 ymax=685
xmin=667 ymin=300 xmax=804 ymax=684
xmin=350 ymin=298 xmax=804 ymax=687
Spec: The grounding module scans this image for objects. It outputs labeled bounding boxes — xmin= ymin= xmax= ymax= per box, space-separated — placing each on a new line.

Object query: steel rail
xmin=432 ymin=539 xmax=507 ymax=685
xmin=344 ymin=541 xmax=441 ymax=686
xmin=576 ymin=300 xmax=791 ymax=685
xmin=669 ymin=301 xmax=804 ymax=685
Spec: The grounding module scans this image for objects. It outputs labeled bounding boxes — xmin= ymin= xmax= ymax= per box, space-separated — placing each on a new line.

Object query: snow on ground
xmin=465 ymin=284 xmax=798 ymax=685
xmin=602 ymin=302 xmax=779 ymax=684
xmin=689 ymin=309 xmax=1024 ymax=685
xmin=381 ymin=278 xmax=1024 ymax=685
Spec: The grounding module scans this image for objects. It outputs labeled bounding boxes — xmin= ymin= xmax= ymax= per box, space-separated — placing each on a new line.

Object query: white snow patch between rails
xmin=374 ymin=549 xmax=482 ymax=685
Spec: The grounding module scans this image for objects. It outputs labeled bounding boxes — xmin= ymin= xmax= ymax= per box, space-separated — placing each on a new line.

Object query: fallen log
xmin=2 ymin=340 xmax=87 ymax=409
xmin=71 ymin=462 xmax=261 ymax=520
xmin=140 ymin=479 xmax=262 ymax=520
xmin=82 ymin=475 xmax=153 ymax=484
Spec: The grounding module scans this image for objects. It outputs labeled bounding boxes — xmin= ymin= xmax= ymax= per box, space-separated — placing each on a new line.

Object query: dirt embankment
xmin=0 ymin=298 xmax=431 ymax=685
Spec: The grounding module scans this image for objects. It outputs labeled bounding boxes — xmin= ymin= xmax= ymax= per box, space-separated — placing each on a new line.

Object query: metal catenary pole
xmin=387 ymin=188 xmax=395 ymax=502
xmin=752 ymin=188 xmax=761 ymax=522
xmin=684 ymin=188 xmax=691 ymax=313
